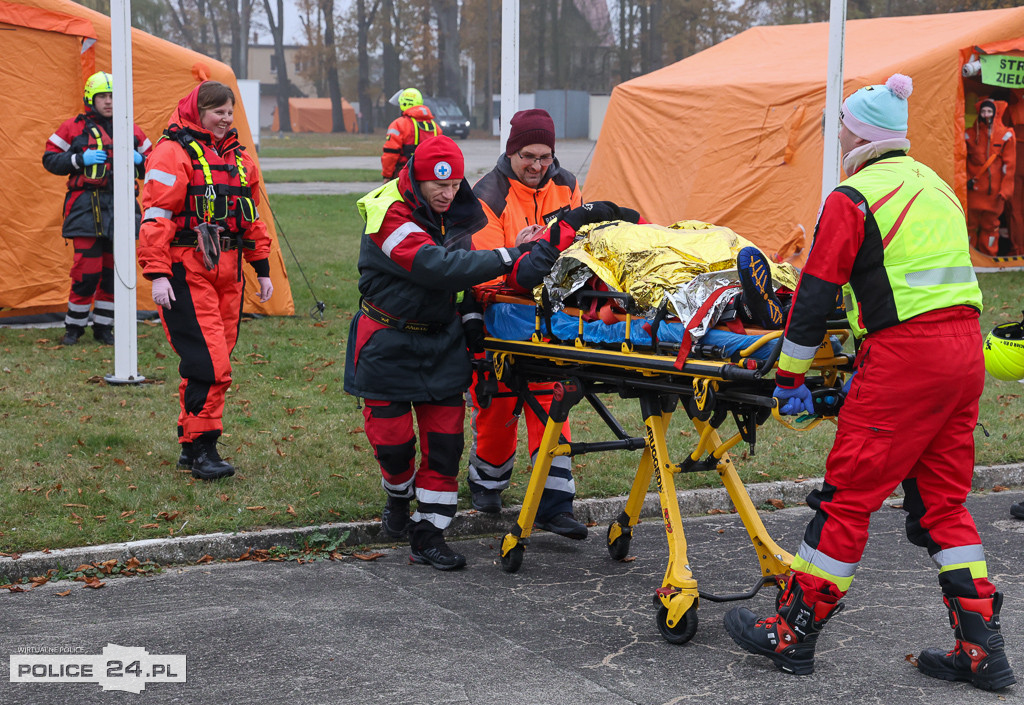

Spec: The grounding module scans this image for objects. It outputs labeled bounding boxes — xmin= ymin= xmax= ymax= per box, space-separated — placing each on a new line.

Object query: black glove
xmin=509 ymin=239 xmax=559 ymax=292
xmin=561 ymin=201 xmax=642 ymax=231
xmin=463 ymin=315 xmax=485 ymax=354
xmin=967 ymin=178 xmax=976 ymax=191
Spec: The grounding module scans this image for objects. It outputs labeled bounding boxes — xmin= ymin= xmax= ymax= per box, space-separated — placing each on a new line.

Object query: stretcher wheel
xmin=500 ymin=544 xmax=524 ymax=573
xmin=656 ymin=604 xmax=698 ymax=645
xmin=606 ymin=523 xmax=632 ymax=561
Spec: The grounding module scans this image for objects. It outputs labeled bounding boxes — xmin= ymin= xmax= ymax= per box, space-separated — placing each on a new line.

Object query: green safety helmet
xmin=398 ymin=87 xmax=423 ymax=111
xmin=983 ymin=314 xmax=1024 ymax=381
xmin=84 ymin=71 xmax=114 ymax=107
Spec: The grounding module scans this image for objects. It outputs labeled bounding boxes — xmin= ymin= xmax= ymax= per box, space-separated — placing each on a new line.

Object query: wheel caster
xmin=656 ymin=603 xmax=698 ymax=644
xmin=500 ymin=543 xmax=524 ymax=573
xmin=607 ymin=522 xmax=632 ymax=561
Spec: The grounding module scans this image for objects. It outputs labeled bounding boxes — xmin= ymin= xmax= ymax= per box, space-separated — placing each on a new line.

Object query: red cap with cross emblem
xmin=411 ymin=135 xmax=465 ymax=182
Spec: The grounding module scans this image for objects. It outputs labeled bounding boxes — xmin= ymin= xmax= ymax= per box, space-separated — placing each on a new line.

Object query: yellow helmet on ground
xmin=398 ymin=87 xmax=423 ymax=111
xmin=983 ymin=314 xmax=1024 ymax=381
xmin=84 ymin=71 xmax=113 ymax=106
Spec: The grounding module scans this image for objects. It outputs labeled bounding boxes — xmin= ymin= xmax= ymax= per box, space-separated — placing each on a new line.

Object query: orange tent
xmin=271 ymin=97 xmax=359 ymax=134
xmin=586 ymin=7 xmax=1024 ymax=269
xmin=0 ymin=0 xmax=294 ymax=319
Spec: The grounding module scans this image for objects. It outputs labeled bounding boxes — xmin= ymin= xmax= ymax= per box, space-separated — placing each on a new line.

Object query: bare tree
xmin=354 ymin=0 xmax=382 ymax=133
xmin=262 ymin=0 xmax=292 ymax=131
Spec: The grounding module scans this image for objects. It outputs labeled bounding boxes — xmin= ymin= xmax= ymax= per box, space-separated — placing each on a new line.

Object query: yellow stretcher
xmin=480 ymin=292 xmax=854 ymax=644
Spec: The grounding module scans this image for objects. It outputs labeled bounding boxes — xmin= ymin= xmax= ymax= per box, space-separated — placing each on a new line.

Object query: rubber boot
xmin=723 ymin=577 xmax=843 ymax=675
xmin=918 ymin=592 xmax=1016 ymax=691
xmin=190 ymin=432 xmax=235 ymax=481
xmin=177 ymin=442 xmax=195 ymax=470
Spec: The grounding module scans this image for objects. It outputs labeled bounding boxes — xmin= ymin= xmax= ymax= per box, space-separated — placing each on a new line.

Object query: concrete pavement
xmin=2 ymin=489 xmax=1022 ymax=704
xmin=261 ymin=138 xmax=599 ymax=196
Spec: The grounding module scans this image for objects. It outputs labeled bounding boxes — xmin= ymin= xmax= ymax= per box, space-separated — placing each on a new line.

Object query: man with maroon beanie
xmin=345 ymin=135 xmax=564 ymax=570
xmin=463 ymin=110 xmax=587 ymax=538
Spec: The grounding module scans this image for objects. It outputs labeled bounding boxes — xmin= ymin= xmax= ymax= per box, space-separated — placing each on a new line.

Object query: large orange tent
xmin=271 ymin=97 xmax=359 ymax=134
xmin=0 ymin=0 xmax=294 ymax=319
xmin=586 ymin=6 xmax=1024 ymax=269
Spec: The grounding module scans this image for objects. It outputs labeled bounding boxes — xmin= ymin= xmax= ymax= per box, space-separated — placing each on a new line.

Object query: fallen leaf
xmin=351 ymin=552 xmax=385 ymax=561
xmin=993 ymin=485 xmax=1009 ymax=492
xmin=120 ymin=510 xmax=136 ymax=518
xmin=707 ymin=508 xmax=727 ymax=515
xmin=767 ymin=499 xmax=785 ymax=509
xmin=140 ymin=523 xmax=159 ymax=529
xmin=196 ymin=555 xmax=214 ymax=564
xmin=246 ymin=506 xmax=266 ymax=511
xmin=905 ymin=654 xmax=919 ymax=666
xmin=63 ymin=503 xmax=88 ymax=508
xmin=55 ymin=590 xmax=71 ymax=597
xmin=286 ymin=505 xmax=297 ymax=516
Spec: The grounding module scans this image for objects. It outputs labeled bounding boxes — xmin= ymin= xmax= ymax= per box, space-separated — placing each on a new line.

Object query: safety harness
xmin=165 ymin=128 xmax=257 ymax=276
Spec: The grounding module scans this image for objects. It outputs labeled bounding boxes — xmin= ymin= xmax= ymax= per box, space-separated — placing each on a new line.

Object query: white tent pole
xmin=821 ymin=0 xmax=847 ymax=202
xmin=106 ymin=0 xmax=145 ymax=385
xmin=499 ymin=0 xmax=519 ymax=150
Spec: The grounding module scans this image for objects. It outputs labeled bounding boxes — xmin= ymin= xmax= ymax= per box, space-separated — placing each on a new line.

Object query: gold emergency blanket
xmin=543 ymin=220 xmax=800 ymax=338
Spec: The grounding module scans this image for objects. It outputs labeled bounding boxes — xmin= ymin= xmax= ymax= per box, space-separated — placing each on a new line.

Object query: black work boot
xmin=536 ymin=511 xmax=588 ymax=540
xmin=177 ymin=442 xmax=195 ymax=470
xmin=409 ymin=522 xmax=466 ymax=571
xmin=190 ymin=432 xmax=235 ymax=481
xmin=61 ymin=325 xmax=85 ymax=346
xmin=918 ymin=592 xmax=1016 ymax=690
xmin=93 ymin=324 xmax=115 ymax=346
xmin=1011 ymin=501 xmax=1024 ymax=520
xmin=381 ymin=495 xmax=412 ymax=540
xmin=723 ymin=577 xmax=843 ymax=675
xmin=471 ymin=489 xmax=502 ymax=514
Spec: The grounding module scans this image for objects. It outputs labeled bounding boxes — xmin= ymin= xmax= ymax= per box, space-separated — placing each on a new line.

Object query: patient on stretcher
xmin=481 ymin=203 xmax=843 ymax=360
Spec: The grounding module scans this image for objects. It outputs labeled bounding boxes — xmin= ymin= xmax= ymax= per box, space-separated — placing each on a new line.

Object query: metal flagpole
xmin=499 ymin=0 xmax=520 ymax=149
xmin=821 ymin=0 xmax=847 ymax=203
xmin=106 ymin=0 xmax=145 ymax=385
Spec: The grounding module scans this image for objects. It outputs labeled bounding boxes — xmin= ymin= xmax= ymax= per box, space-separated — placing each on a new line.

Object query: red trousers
xmin=794 ymin=308 xmax=995 ymax=607
xmin=466 ymin=372 xmax=575 ymax=520
xmin=362 ymin=395 xmax=465 ymax=531
xmin=65 ymin=236 xmax=114 ymax=329
xmin=159 ymin=248 xmax=243 ymax=443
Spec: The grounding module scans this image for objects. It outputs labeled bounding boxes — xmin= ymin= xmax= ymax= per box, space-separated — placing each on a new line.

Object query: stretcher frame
xmin=479 ymin=292 xmax=853 ymax=644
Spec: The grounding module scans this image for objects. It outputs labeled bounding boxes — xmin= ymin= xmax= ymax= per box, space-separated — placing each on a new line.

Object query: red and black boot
xmin=723 ymin=577 xmax=843 ymax=675
xmin=917 ymin=592 xmax=1016 ymax=691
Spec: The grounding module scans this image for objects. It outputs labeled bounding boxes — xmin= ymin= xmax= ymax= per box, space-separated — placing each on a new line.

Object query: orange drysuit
xmin=381 ymin=105 xmax=441 ymax=179
xmin=138 ymin=83 xmax=272 ymax=446
xmin=467 ymin=156 xmax=581 ymax=518
xmin=1004 ymin=100 xmax=1024 ymax=256
xmin=966 ymin=99 xmax=1016 ymax=255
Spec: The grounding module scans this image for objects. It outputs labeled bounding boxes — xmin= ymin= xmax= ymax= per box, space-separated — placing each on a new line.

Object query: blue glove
xmin=773 ymin=384 xmax=814 ymax=416
xmin=82 ymin=149 xmax=107 ymax=166
xmin=133 ymin=150 xmax=144 ymax=165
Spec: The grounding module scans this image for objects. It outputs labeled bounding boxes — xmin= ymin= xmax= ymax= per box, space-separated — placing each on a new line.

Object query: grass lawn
xmin=2 ymin=193 xmax=1023 ymax=557
xmin=262 ymin=168 xmax=381 ymax=184
xmin=259 ymin=132 xmax=383 ymax=158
